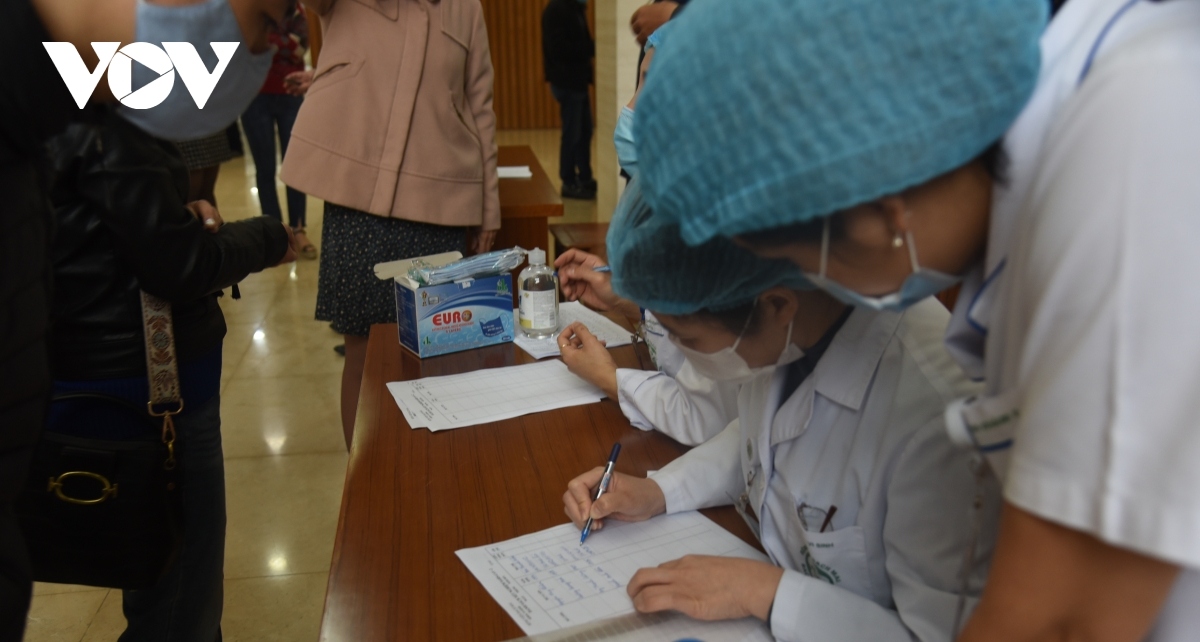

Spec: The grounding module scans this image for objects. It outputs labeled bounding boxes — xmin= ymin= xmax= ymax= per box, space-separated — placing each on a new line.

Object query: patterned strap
xmin=140 ymin=291 xmax=182 ymax=470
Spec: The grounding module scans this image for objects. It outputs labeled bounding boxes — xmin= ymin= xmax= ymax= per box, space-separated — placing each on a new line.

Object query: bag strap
xmin=140 ymin=291 xmax=182 ymax=470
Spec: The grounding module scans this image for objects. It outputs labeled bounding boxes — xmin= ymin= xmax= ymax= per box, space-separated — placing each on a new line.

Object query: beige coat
xmin=282 ymin=0 xmax=500 ymax=230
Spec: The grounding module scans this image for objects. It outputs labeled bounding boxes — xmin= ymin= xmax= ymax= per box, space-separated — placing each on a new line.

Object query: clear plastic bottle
xmin=518 ymin=248 xmax=559 ymax=338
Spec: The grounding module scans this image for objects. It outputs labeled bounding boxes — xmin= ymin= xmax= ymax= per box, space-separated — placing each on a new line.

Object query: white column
xmin=594 ymin=0 xmax=643 ymax=223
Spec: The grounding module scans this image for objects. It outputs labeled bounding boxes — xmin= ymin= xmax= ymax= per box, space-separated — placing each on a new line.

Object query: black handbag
xmin=15 ymin=292 xmax=185 ymax=590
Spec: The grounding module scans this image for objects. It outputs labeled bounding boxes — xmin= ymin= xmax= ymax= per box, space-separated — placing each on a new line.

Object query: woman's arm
xmin=616 ymin=362 xmax=739 ymax=446
xmin=649 ymin=420 xmax=742 ymax=513
xmin=958 ymin=504 xmax=1178 ymax=642
xmin=465 ymin=2 xmax=499 ymax=232
xmin=59 ymin=118 xmax=290 ymax=300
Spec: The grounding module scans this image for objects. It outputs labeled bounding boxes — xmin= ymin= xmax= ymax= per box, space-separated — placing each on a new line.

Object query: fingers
xmin=275 ymin=224 xmax=298 ymax=266
xmin=571 ymin=266 xmax=611 ymax=293
xmin=554 ymin=248 xmax=595 ymax=269
xmin=572 ymin=324 xmax=602 ymax=350
xmin=564 ymin=467 xmax=605 ymax=529
xmin=558 ymin=322 xmax=586 ymax=351
xmin=187 ymin=200 xmax=223 ymax=231
xmin=631 ymin=583 xmax=688 ymax=615
xmin=627 ymin=566 xmax=673 ymax=601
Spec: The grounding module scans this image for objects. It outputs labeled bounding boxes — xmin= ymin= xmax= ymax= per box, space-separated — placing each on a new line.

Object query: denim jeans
xmin=550 ymin=85 xmax=593 ymax=186
xmin=120 ymin=394 xmax=225 ymax=642
xmin=241 ymin=93 xmax=306 ymax=228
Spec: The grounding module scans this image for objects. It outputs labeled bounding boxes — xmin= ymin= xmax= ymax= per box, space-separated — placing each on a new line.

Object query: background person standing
xmin=283 ymin=0 xmax=500 ymax=450
xmin=241 ymin=1 xmax=318 ymax=259
xmin=542 ymin=0 xmax=595 ymax=200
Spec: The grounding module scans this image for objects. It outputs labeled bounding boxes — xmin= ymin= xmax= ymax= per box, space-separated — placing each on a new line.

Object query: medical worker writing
xmin=562 ymin=179 xmax=992 ymax=641
xmin=636 ymin=0 xmax=1200 ymax=639
xmin=554 ymin=22 xmax=737 ymax=446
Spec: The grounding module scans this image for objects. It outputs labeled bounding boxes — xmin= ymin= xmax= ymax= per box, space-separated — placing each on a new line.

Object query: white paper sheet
xmin=513 ymin=302 xmax=633 ymax=360
xmin=386 ymin=360 xmax=604 ymax=431
xmin=499 ymin=166 xmax=533 ymax=179
xmin=506 ymin=611 xmax=773 ymax=642
xmin=457 ymin=511 xmax=769 ymax=636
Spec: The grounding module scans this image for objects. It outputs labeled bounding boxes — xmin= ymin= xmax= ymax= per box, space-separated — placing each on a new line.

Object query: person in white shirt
xmin=553 ymin=247 xmax=737 ymax=445
xmin=551 ymin=19 xmax=734 ymax=446
xmin=560 ymin=179 xmax=991 ymax=641
xmin=634 ymin=0 xmax=1200 ymax=639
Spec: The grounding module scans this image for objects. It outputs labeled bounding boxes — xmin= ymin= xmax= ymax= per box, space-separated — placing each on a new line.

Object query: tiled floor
xmin=22 ymin=129 xmax=595 ymax=641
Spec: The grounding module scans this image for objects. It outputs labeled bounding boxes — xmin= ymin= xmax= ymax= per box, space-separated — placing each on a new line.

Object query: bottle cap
xmin=528 ymin=248 xmax=546 ymax=266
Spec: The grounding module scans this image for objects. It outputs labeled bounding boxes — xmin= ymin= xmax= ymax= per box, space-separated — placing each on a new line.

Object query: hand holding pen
xmin=553 ymin=249 xmax=620 ymax=311
xmin=563 ymin=444 xmax=667 ymax=539
xmin=581 ymin=444 xmax=621 ymax=544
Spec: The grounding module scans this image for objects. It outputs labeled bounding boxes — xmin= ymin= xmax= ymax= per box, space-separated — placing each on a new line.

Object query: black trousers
xmin=550 ymin=85 xmax=593 ymax=186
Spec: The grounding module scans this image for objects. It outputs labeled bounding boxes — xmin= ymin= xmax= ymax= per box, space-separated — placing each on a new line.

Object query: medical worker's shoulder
xmin=1086 ymin=0 xmax=1200 ymax=84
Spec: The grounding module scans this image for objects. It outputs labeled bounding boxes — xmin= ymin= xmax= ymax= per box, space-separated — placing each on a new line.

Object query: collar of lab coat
xmin=769 ymin=307 xmax=901 ymax=447
xmin=810 ymin=307 xmax=900 ymax=411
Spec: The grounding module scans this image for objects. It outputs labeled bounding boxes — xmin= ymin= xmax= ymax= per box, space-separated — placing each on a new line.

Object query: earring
xmin=892 ymin=233 xmax=904 ymax=249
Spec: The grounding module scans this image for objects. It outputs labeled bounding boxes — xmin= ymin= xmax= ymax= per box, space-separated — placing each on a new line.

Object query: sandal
xmin=293 ymin=227 xmax=318 ymax=260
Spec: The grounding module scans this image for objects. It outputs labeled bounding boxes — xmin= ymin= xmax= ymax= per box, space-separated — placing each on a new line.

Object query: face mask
xmin=119 ymin=0 xmax=273 ymax=142
xmin=614 ymin=106 xmax=638 ymax=178
xmin=804 ymin=217 xmax=961 ymax=312
xmin=670 ymin=307 xmax=804 ymax=384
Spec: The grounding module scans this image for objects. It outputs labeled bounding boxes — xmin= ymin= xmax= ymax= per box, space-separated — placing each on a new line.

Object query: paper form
xmin=386 ymin=360 xmax=604 ymax=431
xmin=499 ymin=166 xmax=533 ymax=179
xmin=513 ymin=302 xmax=633 ymax=360
xmin=456 ymin=511 xmax=769 ymax=636
xmin=506 ymin=611 xmax=772 ymax=641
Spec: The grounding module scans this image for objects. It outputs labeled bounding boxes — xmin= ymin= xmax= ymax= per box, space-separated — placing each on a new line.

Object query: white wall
xmin=594 ymin=0 xmax=643 ymax=223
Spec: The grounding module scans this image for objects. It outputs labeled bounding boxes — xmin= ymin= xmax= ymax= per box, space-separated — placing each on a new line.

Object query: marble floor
xmin=22 ymin=129 xmax=595 ymax=641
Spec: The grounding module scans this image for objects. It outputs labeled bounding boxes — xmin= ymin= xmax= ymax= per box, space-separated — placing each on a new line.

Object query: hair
xmin=740 ymin=140 xmax=1009 ymax=248
xmin=685 ymin=300 xmax=762 ymax=337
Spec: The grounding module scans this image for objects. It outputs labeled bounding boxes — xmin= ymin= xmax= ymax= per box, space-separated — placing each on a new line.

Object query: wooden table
xmin=320 ymin=323 xmax=760 ymax=641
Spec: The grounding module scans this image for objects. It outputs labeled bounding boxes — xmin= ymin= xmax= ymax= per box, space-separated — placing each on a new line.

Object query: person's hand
xmin=630 ymin=1 xmax=679 ymax=46
xmin=274 ymin=223 xmax=299 ymax=266
xmin=559 ymin=322 xmax=618 ymax=398
xmin=186 ymin=200 xmax=223 ymax=232
xmin=554 ymin=249 xmax=618 ymax=311
xmin=627 ymin=556 xmax=784 ymax=622
xmin=563 ymin=467 xmax=666 ymax=532
xmin=283 ymin=70 xmax=314 ymax=96
xmin=469 ymin=228 xmax=498 ymax=255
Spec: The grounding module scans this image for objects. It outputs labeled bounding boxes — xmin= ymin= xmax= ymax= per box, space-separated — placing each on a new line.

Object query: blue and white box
xmin=376 ymin=252 xmax=516 ymax=358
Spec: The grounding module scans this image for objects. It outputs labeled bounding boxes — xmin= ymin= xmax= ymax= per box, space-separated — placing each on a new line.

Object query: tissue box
xmin=377 ymin=252 xmax=516 ymax=358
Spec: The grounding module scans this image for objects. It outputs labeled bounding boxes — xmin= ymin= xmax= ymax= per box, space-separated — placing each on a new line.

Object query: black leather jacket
xmin=46 ymin=107 xmax=290 ymax=380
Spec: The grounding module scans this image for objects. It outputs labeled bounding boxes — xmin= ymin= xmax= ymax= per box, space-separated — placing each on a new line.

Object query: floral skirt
xmin=315 ymin=203 xmax=466 ymax=337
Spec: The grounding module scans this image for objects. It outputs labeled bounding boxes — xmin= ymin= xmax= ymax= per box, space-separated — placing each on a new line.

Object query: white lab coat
xmin=943 ymin=2 xmax=1200 ymax=638
xmin=616 ymin=311 xmax=740 ymax=445
xmin=652 ymin=300 xmax=993 ymax=641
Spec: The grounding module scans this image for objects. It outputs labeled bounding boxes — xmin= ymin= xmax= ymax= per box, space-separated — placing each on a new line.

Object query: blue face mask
xmin=614 ymin=106 xmax=638 ymax=177
xmin=804 ymin=217 xmax=961 ymax=312
xmin=118 ymin=0 xmax=273 ymax=142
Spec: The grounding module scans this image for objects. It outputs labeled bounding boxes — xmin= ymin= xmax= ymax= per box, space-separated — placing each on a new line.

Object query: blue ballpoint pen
xmin=580 ymin=443 xmax=621 ymax=545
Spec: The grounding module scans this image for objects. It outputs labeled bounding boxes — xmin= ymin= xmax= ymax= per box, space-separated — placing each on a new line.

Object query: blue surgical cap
xmin=644 ymin=18 xmax=676 ymax=52
xmin=607 ymin=178 xmax=812 ymax=316
xmin=636 ymin=0 xmax=1047 ymax=244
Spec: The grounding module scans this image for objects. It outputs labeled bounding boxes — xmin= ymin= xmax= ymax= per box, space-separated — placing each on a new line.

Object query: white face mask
xmin=669 ymin=309 xmax=804 ymax=384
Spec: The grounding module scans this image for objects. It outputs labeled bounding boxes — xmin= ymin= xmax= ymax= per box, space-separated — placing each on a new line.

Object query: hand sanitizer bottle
xmin=518 ymin=248 xmax=558 ymax=339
